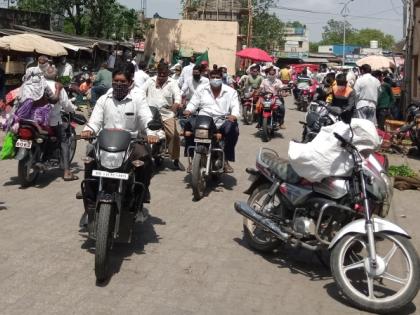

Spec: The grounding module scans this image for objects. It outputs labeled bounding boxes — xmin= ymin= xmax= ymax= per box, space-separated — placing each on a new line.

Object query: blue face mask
xmin=210 ymin=79 xmax=223 ymax=88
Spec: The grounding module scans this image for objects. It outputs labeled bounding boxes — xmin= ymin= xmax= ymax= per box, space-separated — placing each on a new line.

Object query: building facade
xmin=183 ymin=0 xmax=247 ymax=21
xmin=282 ymin=26 xmax=309 ymax=58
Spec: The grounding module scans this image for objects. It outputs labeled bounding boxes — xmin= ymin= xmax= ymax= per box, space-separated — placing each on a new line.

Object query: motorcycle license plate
xmin=194 ymin=138 xmax=212 ymax=143
xmin=92 ymin=170 xmax=129 ymax=180
xmin=15 ymin=139 xmax=32 ymax=149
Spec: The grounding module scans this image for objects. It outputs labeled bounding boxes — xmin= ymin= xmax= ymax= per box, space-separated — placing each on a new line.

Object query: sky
xmin=118 ymin=0 xmax=404 ymax=42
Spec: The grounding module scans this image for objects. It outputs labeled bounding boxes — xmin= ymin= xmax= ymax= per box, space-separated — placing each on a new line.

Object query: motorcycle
xmin=301 ymin=101 xmax=340 ymax=143
xmin=80 ymin=121 xmax=161 ymax=282
xmin=241 ymin=88 xmax=258 ymax=125
xmin=187 ymin=115 xmax=226 ymax=200
xmin=148 ymin=106 xmax=168 ymax=167
xmin=235 ymin=136 xmax=419 ymax=313
xmin=15 ymin=111 xmax=87 ymax=187
xmin=257 ymin=93 xmax=284 ymax=142
xmin=397 ymin=103 xmax=420 ymax=154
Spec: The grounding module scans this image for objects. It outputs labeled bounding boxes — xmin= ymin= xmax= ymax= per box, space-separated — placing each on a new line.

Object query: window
xmin=298 ymin=41 xmax=303 ymax=48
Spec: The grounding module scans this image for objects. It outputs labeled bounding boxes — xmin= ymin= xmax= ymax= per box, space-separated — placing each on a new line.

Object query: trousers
xmin=163 ymin=117 xmax=180 ymax=160
xmin=51 ymin=124 xmax=71 ymax=170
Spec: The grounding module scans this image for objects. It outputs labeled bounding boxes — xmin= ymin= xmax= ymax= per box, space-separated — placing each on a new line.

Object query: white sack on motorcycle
xmin=288 ymin=119 xmax=380 ymax=182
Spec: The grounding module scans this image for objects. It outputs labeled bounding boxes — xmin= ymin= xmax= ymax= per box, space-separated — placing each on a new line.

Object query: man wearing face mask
xmin=219 ymin=65 xmax=234 ymax=87
xmin=57 ymin=56 xmax=74 ymax=79
xmin=183 ymin=69 xmax=240 ymax=173
xmin=143 ymin=63 xmax=182 ymax=169
xmin=79 ymin=62 xmax=158 ymax=222
xmin=259 ymin=67 xmax=286 ymax=128
xmin=181 ymin=65 xmax=209 ymax=102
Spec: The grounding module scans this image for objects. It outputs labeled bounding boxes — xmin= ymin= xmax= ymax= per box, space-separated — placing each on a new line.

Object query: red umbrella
xmin=236 ymin=47 xmax=273 ymax=62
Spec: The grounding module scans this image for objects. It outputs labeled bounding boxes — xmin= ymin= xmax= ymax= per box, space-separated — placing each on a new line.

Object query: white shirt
xmin=107 ymin=53 xmax=116 ymax=69
xmin=178 ymin=62 xmax=195 ymax=88
xmin=186 ymin=84 xmax=240 ymax=127
xmin=84 ymin=88 xmax=153 ymax=137
xmin=134 ymin=69 xmax=150 ymax=89
xmin=46 ymin=80 xmax=76 ymax=127
xmin=181 ymin=76 xmax=209 ymax=100
xmin=354 ymin=73 xmax=381 ymax=109
xmin=57 ymin=63 xmax=73 ymax=79
xmin=143 ymin=76 xmax=182 ymax=120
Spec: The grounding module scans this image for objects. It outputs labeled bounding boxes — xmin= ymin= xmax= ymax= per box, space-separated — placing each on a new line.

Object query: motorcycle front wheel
xmin=262 ymin=117 xmax=271 ymax=142
xmin=95 ymin=203 xmax=113 ymax=282
xmin=191 ymin=152 xmax=207 ymax=201
xmin=18 ymin=151 xmax=39 ymax=187
xmin=243 ymin=183 xmax=282 ymax=252
xmin=69 ymin=128 xmax=77 ymax=163
xmin=243 ymin=106 xmax=253 ymax=125
xmin=330 ymin=233 xmax=420 ymax=314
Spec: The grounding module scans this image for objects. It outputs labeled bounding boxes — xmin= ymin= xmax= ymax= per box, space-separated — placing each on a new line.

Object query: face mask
xmin=112 ymin=83 xmax=130 ymax=101
xmin=222 ymin=73 xmax=227 ymax=79
xmin=268 ymin=74 xmax=276 ymax=81
xmin=193 ymin=74 xmax=201 ymax=81
xmin=38 ymin=63 xmax=49 ymax=73
xmin=210 ymin=79 xmax=223 ymax=88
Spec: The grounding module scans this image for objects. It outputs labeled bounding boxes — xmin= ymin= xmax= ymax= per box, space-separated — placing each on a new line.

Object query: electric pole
xmin=246 ymin=0 xmax=253 ymax=48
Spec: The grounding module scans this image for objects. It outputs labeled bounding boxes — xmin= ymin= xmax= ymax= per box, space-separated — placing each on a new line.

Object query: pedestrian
xmin=279 ymin=65 xmax=291 ymax=84
xmin=91 ymin=62 xmax=112 ymax=106
xmin=181 ymin=65 xmax=209 ymax=102
xmin=376 ymin=75 xmax=395 ymax=131
xmin=178 ymin=56 xmax=196 ymax=88
xmin=353 ymin=64 xmax=381 ymax=124
xmin=107 ymin=49 xmax=116 ymax=70
xmin=57 ymin=56 xmax=74 ymax=80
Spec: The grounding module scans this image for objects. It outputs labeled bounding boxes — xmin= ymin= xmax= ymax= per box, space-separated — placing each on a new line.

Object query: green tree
xmin=253 ymin=11 xmax=284 ymax=52
xmin=321 ymin=19 xmax=357 ymax=45
xmin=353 ymin=28 xmax=395 ymax=50
xmin=309 ymin=42 xmax=320 ymax=53
xmin=286 ymin=21 xmax=305 ymax=28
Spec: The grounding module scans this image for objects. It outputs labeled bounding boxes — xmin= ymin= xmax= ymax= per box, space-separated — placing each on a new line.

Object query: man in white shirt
xmin=184 ymin=69 xmax=240 ymax=173
xmin=44 ymin=65 xmax=77 ymax=181
xmin=353 ymin=64 xmax=381 ymax=124
xmin=178 ymin=56 xmax=195 ymax=89
xmin=80 ymin=62 xmax=158 ymax=204
xmin=57 ymin=56 xmax=73 ymax=79
xmin=181 ymin=65 xmax=209 ymax=102
xmin=143 ymin=63 xmax=182 ymax=168
xmin=134 ymin=61 xmax=150 ymax=89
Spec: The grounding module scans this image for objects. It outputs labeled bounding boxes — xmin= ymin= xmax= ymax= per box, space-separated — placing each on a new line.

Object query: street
xmin=1 ymin=96 xmax=420 ymax=315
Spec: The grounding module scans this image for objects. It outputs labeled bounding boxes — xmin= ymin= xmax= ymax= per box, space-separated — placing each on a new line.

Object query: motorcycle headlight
xmin=99 ymin=151 xmax=125 ymax=170
xmin=264 ymin=101 xmax=271 ymax=108
xmin=195 ymin=128 xmax=209 ymax=139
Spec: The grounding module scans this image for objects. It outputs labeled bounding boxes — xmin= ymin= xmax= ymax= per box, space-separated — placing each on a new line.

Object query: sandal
xmin=224 ymin=163 xmax=234 ymax=174
xmin=63 ymin=174 xmax=79 ymax=181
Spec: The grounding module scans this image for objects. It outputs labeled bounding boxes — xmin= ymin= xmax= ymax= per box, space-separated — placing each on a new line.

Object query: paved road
xmin=1 ymin=97 xmax=420 ymax=315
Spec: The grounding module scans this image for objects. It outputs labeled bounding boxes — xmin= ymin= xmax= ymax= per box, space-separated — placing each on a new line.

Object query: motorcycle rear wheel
xmin=191 ymin=152 xmax=206 ymax=201
xmin=243 ymin=183 xmax=282 ymax=252
xmin=95 ymin=203 xmax=113 ymax=282
xmin=331 ymin=233 xmax=420 ymax=314
xmin=18 ymin=152 xmax=39 ymax=187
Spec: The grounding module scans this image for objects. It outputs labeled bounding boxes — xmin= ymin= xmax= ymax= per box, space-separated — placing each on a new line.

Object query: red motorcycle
xmin=257 ymin=93 xmax=284 ymax=142
xmin=241 ymin=89 xmax=259 ymax=125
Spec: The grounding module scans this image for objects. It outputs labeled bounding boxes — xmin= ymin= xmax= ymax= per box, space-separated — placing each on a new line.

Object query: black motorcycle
xmin=398 ymin=103 xmax=420 ymax=154
xmin=15 ymin=112 xmax=87 ymax=187
xmin=81 ymin=122 xmax=161 ymax=282
xmin=301 ymin=101 xmax=340 ymax=143
xmin=187 ymin=115 xmax=226 ymax=200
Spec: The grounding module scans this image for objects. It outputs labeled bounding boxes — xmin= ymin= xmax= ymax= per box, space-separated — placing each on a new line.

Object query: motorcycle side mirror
xmin=147 ymin=120 xmax=163 ymax=131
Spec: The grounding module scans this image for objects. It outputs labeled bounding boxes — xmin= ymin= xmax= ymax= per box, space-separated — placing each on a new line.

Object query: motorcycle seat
xmin=260 ymin=151 xmax=301 ymax=184
xmin=20 ymin=119 xmax=49 ymax=135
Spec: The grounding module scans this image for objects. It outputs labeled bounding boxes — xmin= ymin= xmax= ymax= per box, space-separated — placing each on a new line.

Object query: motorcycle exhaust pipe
xmin=234 ymin=201 xmax=290 ymax=241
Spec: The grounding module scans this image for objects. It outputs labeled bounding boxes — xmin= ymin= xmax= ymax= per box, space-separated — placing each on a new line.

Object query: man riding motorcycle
xmin=79 ymin=62 xmax=159 ymax=224
xmin=183 ymin=68 xmax=240 ymax=173
xmin=258 ymin=66 xmax=286 ymax=128
xmin=143 ymin=63 xmax=182 ymax=169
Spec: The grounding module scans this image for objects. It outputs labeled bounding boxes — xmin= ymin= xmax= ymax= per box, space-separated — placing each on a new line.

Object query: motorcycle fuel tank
xmin=313 ymin=178 xmax=349 ymax=200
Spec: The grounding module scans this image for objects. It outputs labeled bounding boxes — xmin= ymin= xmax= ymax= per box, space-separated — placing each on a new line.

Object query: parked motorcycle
xmin=15 ymin=112 xmax=87 ymax=187
xmin=257 ymin=93 xmax=284 ymax=142
xmin=188 ymin=115 xmax=226 ymax=200
xmin=398 ymin=103 xmax=420 ymax=154
xmin=235 ymin=137 xmax=419 ymax=313
xmin=81 ymin=121 xmax=161 ymax=282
